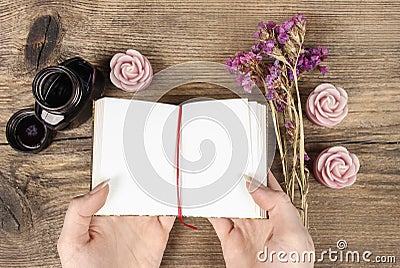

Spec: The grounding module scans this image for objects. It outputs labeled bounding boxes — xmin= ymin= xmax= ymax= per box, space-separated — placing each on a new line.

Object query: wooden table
xmin=0 ymin=1 xmax=399 ymax=267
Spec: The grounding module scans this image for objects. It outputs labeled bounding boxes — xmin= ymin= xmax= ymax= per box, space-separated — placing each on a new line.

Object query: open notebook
xmin=92 ymin=97 xmax=268 ymax=218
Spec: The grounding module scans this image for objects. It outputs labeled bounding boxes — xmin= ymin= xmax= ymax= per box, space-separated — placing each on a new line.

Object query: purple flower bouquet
xmin=226 ymin=14 xmax=328 ymax=227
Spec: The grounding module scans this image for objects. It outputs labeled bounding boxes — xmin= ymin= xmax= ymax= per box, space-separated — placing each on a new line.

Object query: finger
xmin=59 ymin=179 xmax=110 ymax=244
xmin=207 ymin=217 xmax=234 ymax=241
xmin=158 ymin=216 xmax=176 ymax=232
xmin=246 ymin=179 xmax=300 ymax=222
xmin=267 ymin=171 xmax=284 ymax=192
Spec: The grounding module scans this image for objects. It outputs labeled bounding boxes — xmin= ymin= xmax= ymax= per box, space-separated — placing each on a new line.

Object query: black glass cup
xmin=6 ymin=57 xmax=105 ymax=153
xmin=6 ymin=109 xmax=56 ymax=153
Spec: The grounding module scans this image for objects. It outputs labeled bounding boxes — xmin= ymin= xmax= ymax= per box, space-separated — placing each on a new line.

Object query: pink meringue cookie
xmin=314 ymin=146 xmax=360 ymax=189
xmin=110 ymin=49 xmax=153 ymax=92
xmin=306 ymin=83 xmax=348 ymax=127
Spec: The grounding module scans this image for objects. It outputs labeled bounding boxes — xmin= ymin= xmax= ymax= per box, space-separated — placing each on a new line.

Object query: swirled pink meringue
xmin=314 ymin=146 xmax=360 ymax=189
xmin=110 ymin=49 xmax=153 ymax=92
xmin=306 ymin=83 xmax=348 ymax=127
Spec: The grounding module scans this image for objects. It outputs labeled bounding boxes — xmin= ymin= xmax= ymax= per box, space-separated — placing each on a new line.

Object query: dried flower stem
xmin=271 ymin=102 xmax=290 ymax=194
xmin=293 ymin=68 xmax=309 ymax=227
xmin=261 ymin=78 xmax=289 ymax=194
xmin=226 ymin=14 xmax=328 ymax=228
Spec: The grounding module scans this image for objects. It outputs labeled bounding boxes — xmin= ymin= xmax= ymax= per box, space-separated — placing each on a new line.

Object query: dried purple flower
xmin=253 ymin=31 xmax=261 ymax=39
xmin=252 ymin=39 xmax=275 ymax=55
xmin=296 ymin=14 xmax=305 ymax=22
xmin=298 ymin=152 xmax=311 ymax=161
xmin=225 ymin=52 xmax=240 ymax=72
xmin=283 ymin=19 xmax=295 ymax=31
xmin=236 ymin=72 xmax=254 ymax=93
xmin=265 ymin=92 xmax=274 ymax=100
xmin=277 ymin=26 xmax=289 ymax=44
xmin=318 ymin=65 xmax=329 ymax=75
xmin=266 ymin=21 xmax=276 ymax=29
xmin=225 ymin=58 xmax=234 ymax=73
xmin=264 ymin=40 xmax=275 ymax=54
xmin=297 ymin=46 xmax=329 ymax=74
xmin=288 ymin=46 xmax=330 ymax=77
xmin=276 ymin=98 xmax=286 ymax=112
xmin=265 ymin=61 xmax=281 ymax=99
xmin=264 ymin=61 xmax=289 ymax=112
xmin=287 ymin=67 xmax=300 ymax=80
xmin=273 ymin=14 xmax=306 ymax=46
xmin=285 ymin=120 xmax=295 ymax=129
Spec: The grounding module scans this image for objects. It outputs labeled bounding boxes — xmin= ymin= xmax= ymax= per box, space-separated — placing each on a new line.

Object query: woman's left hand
xmin=57 ymin=179 xmax=175 ymax=268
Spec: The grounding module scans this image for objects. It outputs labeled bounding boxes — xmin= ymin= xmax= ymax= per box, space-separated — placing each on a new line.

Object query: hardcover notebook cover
xmin=92 ymin=97 xmax=268 ymax=218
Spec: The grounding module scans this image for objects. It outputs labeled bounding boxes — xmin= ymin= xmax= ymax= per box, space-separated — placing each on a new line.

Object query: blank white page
xmin=179 ymin=99 xmax=266 ymax=218
xmin=92 ymin=97 xmax=178 ymax=216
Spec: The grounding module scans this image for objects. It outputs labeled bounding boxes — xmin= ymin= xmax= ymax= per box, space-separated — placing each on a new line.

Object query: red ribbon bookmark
xmin=176 ymin=105 xmax=197 ymax=230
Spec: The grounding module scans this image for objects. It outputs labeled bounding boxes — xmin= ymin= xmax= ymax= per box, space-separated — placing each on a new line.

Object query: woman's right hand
xmin=208 ymin=172 xmax=314 ymax=267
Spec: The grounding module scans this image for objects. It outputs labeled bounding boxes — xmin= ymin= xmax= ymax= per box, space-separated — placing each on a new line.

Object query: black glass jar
xmin=6 ymin=57 xmax=105 ymax=153
xmin=32 ymin=57 xmax=105 ymax=130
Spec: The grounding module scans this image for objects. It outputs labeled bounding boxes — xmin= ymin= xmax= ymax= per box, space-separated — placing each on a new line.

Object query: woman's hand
xmin=208 ymin=172 xmax=314 ymax=268
xmin=57 ymin=179 xmax=175 ymax=268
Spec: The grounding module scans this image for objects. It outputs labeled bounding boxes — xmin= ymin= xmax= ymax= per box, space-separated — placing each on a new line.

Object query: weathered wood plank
xmin=0 ymin=0 xmax=399 ymax=267
xmin=24 ymin=14 xmax=61 ymax=72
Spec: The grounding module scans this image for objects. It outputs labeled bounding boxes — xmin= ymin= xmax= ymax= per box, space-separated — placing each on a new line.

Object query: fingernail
xmin=244 ymin=175 xmax=264 ymax=193
xmin=90 ymin=179 xmax=110 ymax=195
xmin=244 ymin=174 xmax=253 ymax=183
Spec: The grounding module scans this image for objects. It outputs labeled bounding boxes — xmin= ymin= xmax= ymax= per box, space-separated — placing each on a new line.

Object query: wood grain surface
xmin=0 ymin=0 xmax=399 ymax=267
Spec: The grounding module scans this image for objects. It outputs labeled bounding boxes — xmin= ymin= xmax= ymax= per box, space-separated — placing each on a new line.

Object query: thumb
xmin=59 ymin=179 xmax=110 ymax=244
xmin=245 ymin=176 xmax=300 ymax=222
